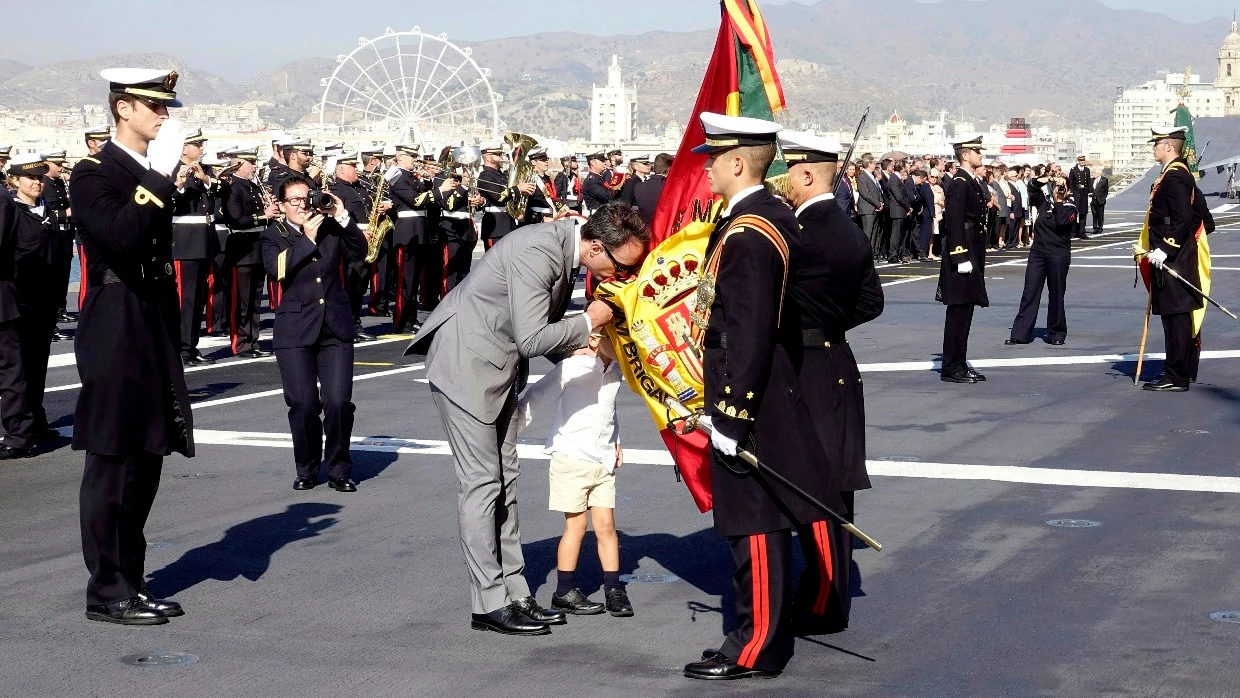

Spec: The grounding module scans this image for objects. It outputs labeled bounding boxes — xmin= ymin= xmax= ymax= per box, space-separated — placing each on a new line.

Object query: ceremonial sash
xmin=1138 ymin=160 xmax=1211 ymax=335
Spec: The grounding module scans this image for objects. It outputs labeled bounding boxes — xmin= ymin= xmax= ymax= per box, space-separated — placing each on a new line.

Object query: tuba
xmin=504 ymin=133 xmax=540 ymax=220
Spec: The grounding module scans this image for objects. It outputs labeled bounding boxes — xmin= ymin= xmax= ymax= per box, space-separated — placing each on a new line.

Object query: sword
xmin=1134 ymin=244 xmax=1238 ymax=320
xmin=663 ymin=396 xmax=883 ymax=552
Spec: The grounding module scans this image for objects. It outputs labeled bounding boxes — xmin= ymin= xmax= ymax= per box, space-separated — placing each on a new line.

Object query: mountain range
xmin=0 ymin=0 xmax=1229 ymax=137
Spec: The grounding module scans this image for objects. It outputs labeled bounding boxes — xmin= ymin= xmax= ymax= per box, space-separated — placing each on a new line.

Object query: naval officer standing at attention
xmin=406 ymin=201 xmax=646 ymax=636
xmin=937 ymin=135 xmax=990 ymax=384
xmin=69 ymin=68 xmax=194 ymax=625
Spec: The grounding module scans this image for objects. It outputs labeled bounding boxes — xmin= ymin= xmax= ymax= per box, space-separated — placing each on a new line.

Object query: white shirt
xmin=721 ymin=184 xmax=766 ymax=217
xmin=795 ymin=192 xmax=836 ymax=217
xmin=112 ymin=139 xmax=150 ymax=170
xmin=518 ymin=354 xmax=622 ymax=471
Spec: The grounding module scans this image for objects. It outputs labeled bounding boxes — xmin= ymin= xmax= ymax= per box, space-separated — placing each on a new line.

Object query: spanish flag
xmin=597 ymin=0 xmax=786 ymax=512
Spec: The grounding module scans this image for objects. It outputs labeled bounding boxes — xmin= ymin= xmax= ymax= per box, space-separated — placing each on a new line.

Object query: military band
xmin=388 ymin=144 xmax=438 ymax=333
xmin=170 ymin=129 xmax=219 ymax=365
xmin=42 ymin=150 xmax=75 ymax=341
xmin=225 ymin=147 xmax=277 ymax=357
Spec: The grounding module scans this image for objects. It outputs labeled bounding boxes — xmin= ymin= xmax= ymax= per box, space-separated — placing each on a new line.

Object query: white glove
xmin=1148 ymin=248 xmax=1168 ymax=269
xmin=957 ymin=260 xmax=974 ymax=275
xmin=698 ymin=415 xmax=738 ymax=457
xmin=147 ymin=117 xmax=186 ymax=176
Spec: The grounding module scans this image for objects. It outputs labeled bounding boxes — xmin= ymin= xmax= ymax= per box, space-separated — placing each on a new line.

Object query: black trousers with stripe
xmin=719 ymin=530 xmax=796 ymax=672
xmin=393 ymin=243 xmax=438 ymax=331
xmin=792 ymin=493 xmax=854 ymax=633
xmin=80 ymin=451 xmax=163 ymax=605
xmin=175 ymin=259 xmax=209 ymax=357
xmin=230 ymin=264 xmax=264 ymax=354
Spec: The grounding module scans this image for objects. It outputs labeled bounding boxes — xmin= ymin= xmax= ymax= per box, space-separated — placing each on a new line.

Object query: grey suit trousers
xmin=431 ymin=385 xmax=529 ymax=614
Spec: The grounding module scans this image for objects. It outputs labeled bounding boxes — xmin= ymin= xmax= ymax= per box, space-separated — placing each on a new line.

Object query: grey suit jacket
xmin=856 ymin=171 xmax=884 ymax=215
xmin=404 ymin=219 xmax=590 ymax=423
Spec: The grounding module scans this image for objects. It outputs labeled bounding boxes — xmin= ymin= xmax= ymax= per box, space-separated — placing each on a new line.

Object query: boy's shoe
xmin=551 ymin=588 xmax=605 ymax=615
xmin=605 ymin=586 xmax=634 ymax=617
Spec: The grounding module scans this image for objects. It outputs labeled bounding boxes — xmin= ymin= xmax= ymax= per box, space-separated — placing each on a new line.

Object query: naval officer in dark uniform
xmin=260 ymin=175 xmax=368 ymax=491
xmin=388 ymin=145 xmax=437 ymax=333
xmin=1067 ymin=155 xmax=1092 ymax=239
xmin=682 ymin=113 xmax=842 ymax=682
xmin=170 ymin=129 xmax=219 ymax=365
xmin=68 ymin=67 xmax=194 ymax=625
xmin=938 ymin=135 xmax=990 ymax=384
xmin=582 ymin=152 xmax=612 ymax=213
xmin=41 ymin=151 xmax=75 ymax=339
xmin=1142 ymin=126 xmax=1212 ymax=392
xmin=226 ymin=147 xmax=279 ymax=357
xmin=433 ymin=166 xmax=476 ymax=292
xmin=328 ymin=152 xmax=382 ymax=343
xmin=476 ymin=142 xmax=524 ymax=249
xmin=554 ymin=155 xmax=582 ymax=213
xmin=778 ymin=130 xmax=884 ymax=634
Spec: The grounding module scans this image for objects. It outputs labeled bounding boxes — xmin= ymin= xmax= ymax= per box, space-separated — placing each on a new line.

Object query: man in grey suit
xmin=405 ymin=202 xmax=649 ymax=635
xmin=855 ymin=153 xmax=885 ymax=258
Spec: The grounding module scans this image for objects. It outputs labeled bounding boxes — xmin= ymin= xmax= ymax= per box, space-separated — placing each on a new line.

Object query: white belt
xmin=565 ymin=196 xmax=578 ymax=202
xmin=172 ymin=215 xmax=211 ymax=224
xmin=531 ymin=207 xmax=552 ymax=214
xmin=443 ymin=211 xmax=471 ymax=220
xmin=215 ymin=224 xmax=229 ymax=232
xmin=356 ymin=224 xmax=369 ymax=231
xmin=484 ymin=206 xmax=507 ymax=213
xmin=397 ymin=210 xmax=427 ymax=218
xmin=232 ymin=226 xmax=264 ymax=234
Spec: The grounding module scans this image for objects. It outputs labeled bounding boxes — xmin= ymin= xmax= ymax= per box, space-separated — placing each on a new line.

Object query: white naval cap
xmin=277 ymin=138 xmax=314 ymax=152
xmin=480 ymin=141 xmax=504 ymax=155
xmin=778 ymin=130 xmax=844 ymax=163
xmin=1149 ymin=125 xmax=1188 ymax=143
xmin=224 ymin=147 xmax=260 ymax=162
xmin=84 ymin=125 xmax=112 ymax=140
xmin=6 ymin=152 xmax=49 ymax=176
xmin=42 ymin=149 xmax=67 ymax=163
xmin=334 ymin=152 xmax=360 ymax=166
xmin=100 ymin=68 xmax=183 ymax=107
xmin=950 ymin=133 xmax=987 ymax=152
xmin=394 ymin=143 xmax=420 ymax=155
xmin=0 ymin=144 xmax=11 ymax=156
xmin=692 ymin=112 xmax=782 ymax=154
xmin=200 ymin=154 xmax=229 ymax=168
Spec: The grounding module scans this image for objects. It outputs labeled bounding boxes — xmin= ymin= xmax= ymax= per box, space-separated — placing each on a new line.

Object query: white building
xmin=1113 ymin=72 xmax=1225 ymax=169
xmin=589 ymin=55 xmax=637 ymax=146
xmin=1216 ymin=21 xmax=1240 ymax=115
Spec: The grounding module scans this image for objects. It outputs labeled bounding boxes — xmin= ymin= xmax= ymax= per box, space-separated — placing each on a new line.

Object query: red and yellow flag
xmin=597 ymin=0 xmax=786 ymax=512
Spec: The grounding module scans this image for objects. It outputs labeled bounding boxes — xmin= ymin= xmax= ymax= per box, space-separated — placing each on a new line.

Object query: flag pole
xmin=1135 ymin=289 xmax=1153 ymax=386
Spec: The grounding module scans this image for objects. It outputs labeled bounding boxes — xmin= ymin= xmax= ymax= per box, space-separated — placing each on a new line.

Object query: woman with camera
xmin=1006 ymin=175 xmax=1077 ymax=346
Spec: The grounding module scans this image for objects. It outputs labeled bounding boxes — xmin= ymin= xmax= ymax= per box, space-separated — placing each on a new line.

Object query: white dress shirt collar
xmin=112 ymin=139 xmax=150 ymax=170
xmin=722 ymin=184 xmax=766 ymax=217
xmin=795 ymin=192 xmax=836 ymax=217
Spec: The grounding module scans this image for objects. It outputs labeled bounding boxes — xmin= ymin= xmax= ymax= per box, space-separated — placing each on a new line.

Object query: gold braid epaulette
xmin=703 ymin=214 xmax=791 ymax=326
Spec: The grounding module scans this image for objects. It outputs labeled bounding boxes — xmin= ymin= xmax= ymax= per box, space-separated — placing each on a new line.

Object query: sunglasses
xmin=600 ymin=243 xmax=642 ymax=277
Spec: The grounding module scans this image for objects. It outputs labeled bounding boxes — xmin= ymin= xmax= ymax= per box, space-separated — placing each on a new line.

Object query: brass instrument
xmin=363 ymin=169 xmax=395 ymax=263
xmin=451 ymin=145 xmax=483 ymax=209
xmin=503 ymin=133 xmax=567 ymax=220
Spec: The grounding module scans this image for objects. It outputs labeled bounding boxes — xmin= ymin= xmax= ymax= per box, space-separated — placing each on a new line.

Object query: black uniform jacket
xmin=1148 ymin=158 xmax=1209 ymax=316
xmin=0 ymin=196 xmax=29 ymax=321
xmin=522 ymin=174 xmax=555 ymax=226
xmin=3 ymin=196 xmax=61 ymax=315
xmin=434 ymin=183 xmax=474 ymax=238
xmin=632 ymin=173 xmax=666 ymax=227
xmin=260 ymin=216 xmax=367 ymax=350
xmin=226 ymin=176 xmax=269 ymax=266
xmin=703 ymin=188 xmax=843 ymax=537
xmin=787 ymin=197 xmax=884 ymax=492
xmin=1027 ymin=183 xmax=1076 ymax=256
xmin=329 ymin=177 xmax=370 ymax=229
xmin=1067 ymin=165 xmax=1092 ymax=199
xmin=388 ymin=169 xmax=434 ymax=246
xmin=582 ymin=172 xmax=612 ymax=211
xmin=477 ymin=166 xmax=516 ymax=240
xmin=937 ymin=169 xmax=990 ymax=307
xmin=67 ymin=141 xmax=194 ymax=457
xmin=170 ymin=162 xmax=220 ymax=260
xmin=42 ymin=175 xmax=76 ymax=262
xmin=553 ymin=171 xmax=581 ymax=209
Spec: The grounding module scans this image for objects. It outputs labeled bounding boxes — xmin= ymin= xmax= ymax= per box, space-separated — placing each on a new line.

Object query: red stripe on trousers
xmin=205 ymin=266 xmax=215 ymax=330
xmin=229 ymin=267 xmax=240 ymax=355
xmin=812 ymin=520 xmax=834 ymax=616
xmin=268 ymin=280 xmax=279 ymax=312
xmin=738 ymin=534 xmax=770 ymax=668
xmin=394 ymin=248 xmax=405 ymax=328
xmin=369 ymin=261 xmax=379 ymax=313
xmin=78 ymin=247 xmax=89 ymax=310
xmin=441 ymin=244 xmax=448 ymax=297
xmin=174 ymin=261 xmax=184 ymax=309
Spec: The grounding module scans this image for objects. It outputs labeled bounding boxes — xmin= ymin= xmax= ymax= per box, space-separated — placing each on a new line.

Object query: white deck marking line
xmin=72 ymin=426 xmax=1239 ymax=494
xmin=858 ymin=350 xmax=1240 ymax=373
xmin=191 ymin=362 xmax=426 ymax=409
xmin=1004 ymin=263 xmax=1240 ymax=271
xmin=45 ymin=336 xmax=410 ymax=393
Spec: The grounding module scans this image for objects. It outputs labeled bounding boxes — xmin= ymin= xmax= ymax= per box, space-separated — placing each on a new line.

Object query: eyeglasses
xmin=282 ymin=197 xmax=311 ymax=208
xmin=601 ymin=244 xmax=642 ymax=277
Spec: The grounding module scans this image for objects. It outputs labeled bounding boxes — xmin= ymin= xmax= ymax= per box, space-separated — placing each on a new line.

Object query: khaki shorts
xmin=548 ymin=452 xmax=616 ymax=513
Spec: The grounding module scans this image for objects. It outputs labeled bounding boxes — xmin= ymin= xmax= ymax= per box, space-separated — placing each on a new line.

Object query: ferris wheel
xmin=315 ymin=27 xmax=502 ymax=148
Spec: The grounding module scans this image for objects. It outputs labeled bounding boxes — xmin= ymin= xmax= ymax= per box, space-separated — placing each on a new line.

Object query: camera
xmin=305 ymin=189 xmax=334 ymax=212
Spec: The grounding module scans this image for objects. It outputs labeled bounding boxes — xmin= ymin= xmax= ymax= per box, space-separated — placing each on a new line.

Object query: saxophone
xmin=363 ymin=171 xmax=394 ymax=263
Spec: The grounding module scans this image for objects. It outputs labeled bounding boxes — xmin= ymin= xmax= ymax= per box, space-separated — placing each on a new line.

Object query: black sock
xmin=603 ymin=571 xmax=622 ymax=592
xmin=556 ymin=569 xmax=576 ymax=596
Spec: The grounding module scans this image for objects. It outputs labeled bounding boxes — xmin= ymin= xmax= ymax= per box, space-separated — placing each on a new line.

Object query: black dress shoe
xmin=512 ymin=596 xmax=567 ymax=625
xmin=137 ymin=587 xmax=184 ymax=617
xmin=32 ymin=427 xmax=62 ymax=442
xmin=59 ymin=312 xmax=74 ymax=323
xmin=1049 ymin=339 xmax=1065 ymax=346
xmin=353 ymin=330 xmax=376 ymax=343
xmin=967 ymin=369 xmax=986 ymax=382
xmin=1142 ymin=378 xmax=1189 ymax=392
xmin=551 ymin=588 xmax=605 ymax=615
xmin=50 ymin=332 xmax=60 ymax=343
xmin=0 ymin=444 xmax=35 ymax=459
xmin=373 ymin=307 xmax=392 ymax=317
xmin=181 ymin=354 xmax=194 ymax=366
xmin=604 ymin=587 xmax=634 ymax=617
xmin=471 ymin=606 xmax=551 ymax=635
xmin=193 ymin=352 xmax=216 ymax=365
xmin=683 ymin=655 xmax=780 ymax=681
xmin=1004 ymin=338 xmax=1030 ymax=345
xmin=85 ymin=598 xmax=168 ymax=625
xmin=328 ymin=478 xmax=357 ymax=493
xmin=241 ymin=348 xmax=271 ymax=359
xmin=940 ymin=370 xmax=976 ymax=384
xmin=293 ymin=477 xmax=318 ymax=490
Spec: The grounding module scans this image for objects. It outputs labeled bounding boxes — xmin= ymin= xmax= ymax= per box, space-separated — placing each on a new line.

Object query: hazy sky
xmin=2 ymin=0 xmax=1233 ymax=82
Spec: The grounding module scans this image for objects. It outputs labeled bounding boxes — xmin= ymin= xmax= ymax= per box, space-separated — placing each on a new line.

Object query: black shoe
xmin=372 ymin=307 xmax=392 ymax=317
xmin=701 ymin=648 xmax=722 ymax=660
xmin=293 ymin=476 xmax=317 ymax=490
xmin=32 ymin=427 xmax=61 ymax=442
xmin=940 ymin=370 xmax=976 ymax=384
xmin=137 ymin=587 xmax=184 ymax=617
xmin=353 ymin=330 xmax=376 ymax=343
xmin=50 ymin=332 xmax=60 ymax=343
xmin=683 ymin=655 xmax=780 ymax=681
xmin=967 ymin=369 xmax=986 ymax=382
xmin=328 ymin=478 xmax=357 ymax=493
xmin=85 ymin=598 xmax=168 ymax=625
xmin=471 ymin=606 xmax=551 ymax=635
xmin=1142 ymin=378 xmax=1189 ymax=392
xmin=604 ymin=586 xmax=634 ymax=617
xmin=181 ymin=353 xmax=194 ymax=366
xmin=57 ymin=330 xmax=73 ymax=341
xmin=240 ymin=348 xmax=271 ymax=359
xmin=192 ymin=352 xmax=216 ymax=365
xmin=59 ymin=313 xmax=74 ymax=323
xmin=1078 ymin=234 xmax=1091 ymax=240
xmin=0 ymin=444 xmax=35 ymax=459
xmin=1004 ymin=338 xmax=1030 ymax=345
xmin=551 ymin=588 xmax=605 ymax=615
xmin=511 ymin=596 xmax=567 ymax=625
xmin=887 ymin=257 xmax=901 ymax=264
xmin=1049 ymin=339 xmax=1065 ymax=346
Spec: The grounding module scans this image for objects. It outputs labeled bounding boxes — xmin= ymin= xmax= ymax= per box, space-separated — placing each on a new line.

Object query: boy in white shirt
xmin=518 ymin=332 xmax=633 ymax=617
